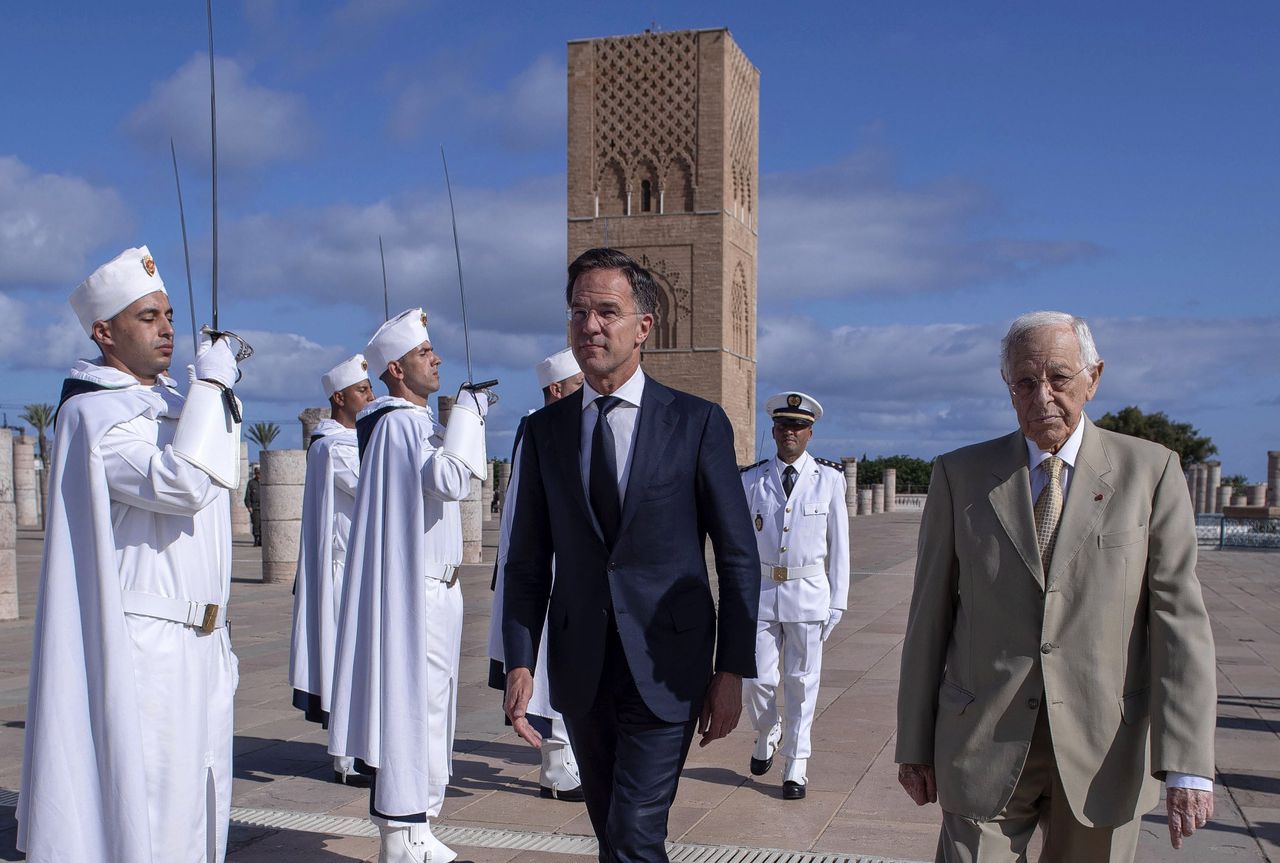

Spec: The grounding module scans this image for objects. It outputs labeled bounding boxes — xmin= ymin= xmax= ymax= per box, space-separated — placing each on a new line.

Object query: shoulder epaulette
xmin=815 ymin=457 xmax=843 ymax=471
xmin=739 ymin=459 xmax=768 ymax=473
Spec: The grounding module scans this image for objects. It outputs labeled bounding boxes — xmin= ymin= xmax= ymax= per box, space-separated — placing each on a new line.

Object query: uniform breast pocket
xmin=802 ymin=503 xmax=828 ymax=517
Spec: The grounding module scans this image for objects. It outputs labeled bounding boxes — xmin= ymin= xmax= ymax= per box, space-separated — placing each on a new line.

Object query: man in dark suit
xmin=503 ymin=248 xmax=761 ymax=863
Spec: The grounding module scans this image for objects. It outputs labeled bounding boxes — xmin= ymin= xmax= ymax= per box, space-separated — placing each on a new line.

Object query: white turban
xmin=535 ymin=347 xmax=581 ymax=388
xmin=365 ymin=307 xmax=430 ymax=375
xmin=69 ymin=246 xmax=167 ymax=335
xmin=322 ymin=354 xmax=370 ymax=398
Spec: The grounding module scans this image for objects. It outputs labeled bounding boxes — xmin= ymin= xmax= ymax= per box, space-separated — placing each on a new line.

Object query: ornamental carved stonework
xmin=730 ymin=261 xmax=750 ymax=356
xmin=593 ymin=32 xmax=698 ymax=207
xmin=630 ymin=248 xmax=692 ymax=350
xmin=727 ymin=41 xmax=758 ymax=223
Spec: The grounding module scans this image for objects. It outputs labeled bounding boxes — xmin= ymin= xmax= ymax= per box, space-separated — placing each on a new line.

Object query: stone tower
xmin=567 ymin=28 xmax=759 ymax=463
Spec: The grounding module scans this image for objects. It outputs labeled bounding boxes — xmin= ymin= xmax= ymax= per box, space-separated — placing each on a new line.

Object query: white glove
xmin=820 ymin=608 xmax=843 ymax=642
xmin=192 ymin=333 xmax=238 ymax=389
xmin=456 ymin=385 xmax=490 ymax=419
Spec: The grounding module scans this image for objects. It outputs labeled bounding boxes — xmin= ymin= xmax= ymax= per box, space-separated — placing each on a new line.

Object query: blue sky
xmin=1 ymin=1 xmax=1276 ymax=479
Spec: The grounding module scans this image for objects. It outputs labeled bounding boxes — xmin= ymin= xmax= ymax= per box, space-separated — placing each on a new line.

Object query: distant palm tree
xmin=248 ymin=422 xmax=280 ymax=450
xmin=20 ymin=403 xmax=54 ymax=464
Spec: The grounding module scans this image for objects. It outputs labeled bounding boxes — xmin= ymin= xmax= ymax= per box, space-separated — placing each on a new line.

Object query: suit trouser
xmin=936 ymin=706 xmax=1143 ymax=863
xmin=744 ymin=618 xmax=822 ymax=760
xmin=564 ymin=623 xmax=697 ymax=863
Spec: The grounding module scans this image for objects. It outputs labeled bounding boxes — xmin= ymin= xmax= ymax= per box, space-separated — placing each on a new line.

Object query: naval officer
xmin=740 ymin=392 xmax=849 ymax=799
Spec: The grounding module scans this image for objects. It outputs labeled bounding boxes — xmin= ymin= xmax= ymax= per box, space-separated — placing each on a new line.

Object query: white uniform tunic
xmin=19 ymin=361 xmax=238 ymax=863
xmin=289 ymin=418 xmax=360 ymax=722
xmin=328 ymin=397 xmax=472 ymax=819
xmin=741 ymin=451 xmax=849 ymax=761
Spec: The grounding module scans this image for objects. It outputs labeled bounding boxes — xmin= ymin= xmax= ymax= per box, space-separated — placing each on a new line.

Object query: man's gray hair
xmin=1000 ymin=311 xmax=1100 ymax=380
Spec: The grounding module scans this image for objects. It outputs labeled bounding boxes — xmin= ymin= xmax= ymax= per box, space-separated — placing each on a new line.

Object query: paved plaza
xmin=0 ymin=511 xmax=1276 ymax=861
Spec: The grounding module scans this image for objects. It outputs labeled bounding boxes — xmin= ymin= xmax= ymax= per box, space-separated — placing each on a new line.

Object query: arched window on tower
xmin=640 ymin=179 xmax=652 ymax=213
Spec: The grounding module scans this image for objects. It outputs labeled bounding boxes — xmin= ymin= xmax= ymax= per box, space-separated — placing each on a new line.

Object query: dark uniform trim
xmin=355 ymin=403 xmax=410 ymax=461
xmin=54 ymin=377 xmax=111 ymax=424
xmin=815 ymin=457 xmax=843 ymax=470
xmin=739 ymin=458 xmax=768 ymax=473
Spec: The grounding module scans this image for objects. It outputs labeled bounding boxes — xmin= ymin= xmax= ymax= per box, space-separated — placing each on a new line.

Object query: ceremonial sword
xmin=440 ymin=146 xmax=498 ymax=397
xmin=169 ymin=138 xmax=199 ymax=357
xmin=379 ymin=235 xmax=390 ymax=322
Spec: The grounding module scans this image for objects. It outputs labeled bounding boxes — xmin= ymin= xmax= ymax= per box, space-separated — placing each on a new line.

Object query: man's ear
xmin=332 ymin=390 xmax=346 ymax=409
xmin=91 ymin=319 xmax=112 ymax=348
xmin=634 ymin=313 xmax=653 ymax=348
xmin=385 ymin=359 xmax=406 ymax=382
xmin=548 ymin=380 xmax=563 ymax=399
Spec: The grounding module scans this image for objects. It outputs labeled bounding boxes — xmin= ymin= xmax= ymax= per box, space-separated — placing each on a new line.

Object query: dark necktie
xmin=783 ymin=465 xmax=798 ymax=498
xmin=589 ymin=396 xmax=624 ymax=547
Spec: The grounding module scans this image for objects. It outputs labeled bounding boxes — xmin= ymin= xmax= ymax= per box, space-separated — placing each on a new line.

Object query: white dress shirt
xmin=579 ymin=366 xmax=646 ymax=504
xmin=1024 ymin=417 xmax=1211 ymax=793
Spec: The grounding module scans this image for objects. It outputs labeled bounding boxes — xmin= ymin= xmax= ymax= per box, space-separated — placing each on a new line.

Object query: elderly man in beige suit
xmin=896 ymin=311 xmax=1216 ymax=862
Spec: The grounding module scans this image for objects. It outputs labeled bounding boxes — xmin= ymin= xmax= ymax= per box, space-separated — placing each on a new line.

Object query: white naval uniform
xmin=328 ymin=396 xmax=472 ymax=819
xmin=19 ymin=361 xmax=238 ymax=863
xmin=289 ymin=418 xmax=360 ymax=723
xmin=741 ymin=451 xmax=850 ymax=762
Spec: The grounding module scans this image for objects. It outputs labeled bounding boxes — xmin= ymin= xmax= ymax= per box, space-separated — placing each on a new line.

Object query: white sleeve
xmin=1165 ymin=772 xmax=1213 ymax=791
xmin=330 ymin=443 xmax=361 ymax=497
xmin=826 ymin=472 xmax=850 ymax=610
xmin=100 ymin=417 xmax=223 ymax=515
xmin=421 ymin=437 xmax=473 ymax=502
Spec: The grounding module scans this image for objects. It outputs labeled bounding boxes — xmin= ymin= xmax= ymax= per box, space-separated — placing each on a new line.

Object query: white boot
xmin=749 ymin=721 xmax=782 ymax=776
xmin=539 ymin=739 xmax=584 ymax=801
xmin=377 ymin=822 xmax=457 ymax=863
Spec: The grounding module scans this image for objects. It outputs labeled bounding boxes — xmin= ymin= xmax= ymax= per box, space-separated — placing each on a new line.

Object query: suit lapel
xmin=552 ymin=389 xmax=602 ymax=542
xmin=1046 ymin=420 xmax=1113 ymax=588
xmin=988 ymin=430 xmax=1045 ymax=588
xmin=617 ymin=378 xmax=677 ymax=537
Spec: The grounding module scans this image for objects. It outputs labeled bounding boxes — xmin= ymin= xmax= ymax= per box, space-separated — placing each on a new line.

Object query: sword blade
xmin=440 ymin=145 xmax=473 ymax=384
xmin=379 ymin=235 xmax=389 ymax=322
xmin=206 ymin=0 xmax=219 ymax=331
xmin=169 ymin=138 xmax=199 ymax=355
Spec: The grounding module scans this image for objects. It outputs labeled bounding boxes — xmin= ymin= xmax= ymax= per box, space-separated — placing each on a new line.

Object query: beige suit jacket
xmin=895 ymin=421 xmax=1215 ymax=828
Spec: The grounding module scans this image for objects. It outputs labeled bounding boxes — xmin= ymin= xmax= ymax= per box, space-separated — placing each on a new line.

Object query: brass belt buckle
xmin=772 ymin=566 xmax=788 ymax=583
xmin=199 ymin=604 xmax=220 ymax=634
xmin=445 ymin=568 xmax=460 ymax=588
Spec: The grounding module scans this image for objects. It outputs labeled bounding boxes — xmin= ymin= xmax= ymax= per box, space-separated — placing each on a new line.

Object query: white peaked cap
xmin=765 ymin=391 xmax=824 ymax=425
xmin=70 ymin=245 xmax=168 ymax=335
xmin=365 ymin=307 xmax=431 ymax=375
xmin=322 ymin=354 xmax=370 ymax=398
xmin=535 ymin=347 xmax=581 ymax=388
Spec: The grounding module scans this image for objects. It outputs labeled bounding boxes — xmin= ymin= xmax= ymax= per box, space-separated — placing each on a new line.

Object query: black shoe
xmin=539 ymin=784 xmax=586 ymax=802
xmin=333 ymin=770 xmax=371 ymax=788
xmin=749 ymin=754 xmax=774 ymax=776
xmin=782 ymin=781 xmax=806 ymax=800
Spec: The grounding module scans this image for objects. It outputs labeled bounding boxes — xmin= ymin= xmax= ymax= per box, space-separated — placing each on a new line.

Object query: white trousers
xmin=744 ymin=619 xmax=823 ymax=760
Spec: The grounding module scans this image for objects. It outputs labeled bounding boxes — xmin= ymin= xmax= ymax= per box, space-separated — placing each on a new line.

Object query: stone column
xmin=1206 ymin=461 xmax=1222 ymax=513
xmin=497 ymin=461 xmax=512 ymax=513
xmin=841 ymin=458 xmax=858 ymax=516
xmin=481 ymin=462 xmax=493 ymax=522
xmin=13 ymin=437 xmax=38 ymax=529
xmin=857 ymin=489 xmax=872 ymax=516
xmin=883 ymin=468 xmax=897 ymax=513
xmin=462 ymin=480 xmax=483 ymax=563
xmin=299 ymin=407 xmax=328 ymax=448
xmin=1247 ymin=484 xmax=1268 ymax=506
xmin=1232 ymin=494 xmax=1247 ymax=506
xmin=872 ymin=483 xmax=885 ymax=514
xmin=1269 ymin=452 xmax=1280 ymax=507
xmin=260 ymin=449 xmax=307 ymax=584
xmin=1192 ymin=463 xmax=1207 ymax=514
xmin=232 ymin=441 xmax=251 ymax=538
xmin=437 ymin=395 xmax=455 ymax=428
xmin=0 ymin=434 xmax=18 ymax=620
xmin=1216 ymin=486 xmax=1232 ymax=512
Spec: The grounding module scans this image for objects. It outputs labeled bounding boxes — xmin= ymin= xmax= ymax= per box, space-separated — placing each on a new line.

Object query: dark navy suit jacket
xmin=502 ymin=375 xmax=761 ymax=723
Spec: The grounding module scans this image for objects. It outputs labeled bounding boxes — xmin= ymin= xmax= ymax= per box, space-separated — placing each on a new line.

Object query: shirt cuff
xmin=1166 ymin=771 xmax=1213 ymax=791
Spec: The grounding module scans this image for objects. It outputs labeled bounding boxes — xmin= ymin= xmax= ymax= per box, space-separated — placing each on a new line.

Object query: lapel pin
xmin=1094 ymin=493 xmax=1104 ymax=501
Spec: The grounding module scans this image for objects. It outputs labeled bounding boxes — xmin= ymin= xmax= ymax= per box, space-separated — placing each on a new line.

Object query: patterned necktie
xmin=1033 ymin=456 xmax=1064 ymax=568
xmin=783 ymin=465 xmax=798 ymax=499
xmin=589 ymin=396 xmax=624 ymax=547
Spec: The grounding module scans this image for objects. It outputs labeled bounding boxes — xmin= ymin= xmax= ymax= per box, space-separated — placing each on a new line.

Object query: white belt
xmin=425 ymin=563 xmax=460 ymax=587
xmin=121 ymin=590 xmax=227 ymax=633
xmin=761 ymin=563 xmax=825 ymax=583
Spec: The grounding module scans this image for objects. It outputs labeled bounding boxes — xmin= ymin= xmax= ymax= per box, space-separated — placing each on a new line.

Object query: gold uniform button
xmin=783 ymin=526 xmax=790 ymax=532
xmin=785 ymin=507 xmax=791 ymax=513
xmin=779 ymin=546 xmax=787 ymax=553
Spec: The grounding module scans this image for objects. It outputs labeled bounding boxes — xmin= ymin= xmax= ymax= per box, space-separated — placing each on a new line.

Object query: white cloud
xmin=388 ymin=54 xmax=565 ymax=151
xmin=0 ymin=156 xmax=131 ymax=287
xmin=759 ymin=150 xmax=1099 ymax=300
xmin=126 ymin=54 xmax=310 ymax=174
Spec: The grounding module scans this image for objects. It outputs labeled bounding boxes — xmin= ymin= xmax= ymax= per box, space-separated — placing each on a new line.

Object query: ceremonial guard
xmin=328 ymin=308 xmax=488 ymax=863
xmin=486 ymin=347 xmax=586 ymax=801
xmin=289 ymin=354 xmax=374 ymax=782
xmin=740 ymin=392 xmax=849 ymax=800
xmin=19 ymin=246 xmax=246 ymax=861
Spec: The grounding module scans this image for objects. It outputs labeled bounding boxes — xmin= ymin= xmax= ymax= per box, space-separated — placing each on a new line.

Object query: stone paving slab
xmin=0 ymin=514 xmax=1274 ymax=861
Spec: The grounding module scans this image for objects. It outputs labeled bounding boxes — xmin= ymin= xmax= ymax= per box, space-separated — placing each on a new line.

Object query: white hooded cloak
xmin=18 ymin=361 xmax=237 ymax=862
